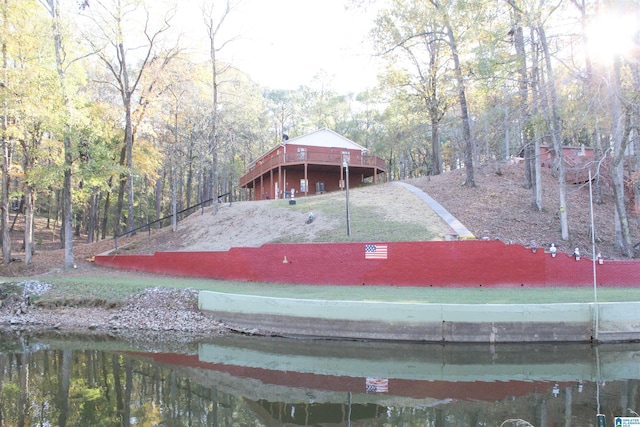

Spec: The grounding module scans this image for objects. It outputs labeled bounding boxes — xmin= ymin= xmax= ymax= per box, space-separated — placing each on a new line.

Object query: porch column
xmin=304 ymin=162 xmax=308 ymax=196
xmin=269 ymin=169 xmax=274 ymax=199
xmin=259 ymin=175 xmax=264 ymax=200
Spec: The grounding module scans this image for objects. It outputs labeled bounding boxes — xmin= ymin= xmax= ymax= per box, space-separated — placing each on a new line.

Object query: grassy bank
xmin=13 ymin=272 xmax=640 ymax=307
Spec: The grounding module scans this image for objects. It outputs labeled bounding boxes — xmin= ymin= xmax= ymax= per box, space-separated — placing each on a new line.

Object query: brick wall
xmin=94 ymin=240 xmax=640 ymax=287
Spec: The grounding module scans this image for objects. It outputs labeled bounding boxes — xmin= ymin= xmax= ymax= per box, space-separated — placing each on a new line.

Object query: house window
xmin=297 ymin=147 xmax=306 ymax=160
xmin=300 ymin=179 xmax=308 ymax=192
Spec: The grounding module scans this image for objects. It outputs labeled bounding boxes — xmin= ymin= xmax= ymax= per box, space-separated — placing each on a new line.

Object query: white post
xmin=344 ymin=160 xmax=351 ymax=236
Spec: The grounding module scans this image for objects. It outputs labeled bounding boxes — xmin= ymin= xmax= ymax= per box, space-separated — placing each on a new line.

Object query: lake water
xmin=1 ymin=331 xmax=639 ymax=426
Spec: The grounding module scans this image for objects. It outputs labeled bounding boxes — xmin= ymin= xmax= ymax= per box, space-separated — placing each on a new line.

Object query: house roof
xmin=283 ymin=128 xmax=368 ymax=152
xmin=248 ymin=128 xmax=368 ymax=168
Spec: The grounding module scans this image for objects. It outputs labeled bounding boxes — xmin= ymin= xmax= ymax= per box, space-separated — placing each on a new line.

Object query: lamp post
xmin=343 ymin=160 xmax=351 ymax=236
xmin=589 ymin=169 xmax=599 ymax=342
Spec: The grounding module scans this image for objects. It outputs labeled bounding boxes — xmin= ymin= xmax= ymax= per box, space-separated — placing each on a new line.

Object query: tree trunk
xmin=124 ymin=359 xmax=133 ymax=427
xmin=170 ymin=143 xmax=177 ymax=232
xmin=210 ymin=31 xmax=220 ymax=213
xmin=508 ymin=0 xmax=540 ymax=208
xmin=18 ymin=353 xmax=29 ymax=427
xmin=1 ymin=138 xmax=11 ymax=265
xmin=445 ymin=20 xmax=475 ymax=186
xmin=62 ymin=161 xmax=74 ymax=266
xmin=23 ymin=185 xmax=34 ymax=264
xmin=205 ymin=1 xmax=234 ymax=211
xmin=47 ymin=0 xmax=74 ymax=269
xmin=538 ymin=25 xmax=569 ymax=240
xmin=112 ymin=354 xmax=124 ymax=425
xmin=114 ymin=144 xmax=127 ymax=235
xmin=573 ymin=0 xmax=604 ymax=206
xmin=125 ymin=108 xmax=135 ymax=232
xmin=529 ymin=27 xmax=543 ymax=212
xmin=431 ymin=117 xmax=441 ymax=175
xmin=101 ymin=178 xmax=112 ymax=240
xmin=58 ymin=350 xmax=72 ymax=427
xmin=428 ymin=39 xmax=442 ymax=175
xmin=155 ymin=169 xmax=164 ymax=228
xmin=186 ymin=143 xmax=194 ymax=208
xmin=1 ymin=4 xmax=11 ymax=264
xmin=609 ymin=55 xmax=633 ymax=256
xmin=593 ymin=125 xmax=604 ymax=205
xmin=630 ymin=62 xmax=640 ymax=226
xmin=87 ymin=190 xmax=100 ymax=243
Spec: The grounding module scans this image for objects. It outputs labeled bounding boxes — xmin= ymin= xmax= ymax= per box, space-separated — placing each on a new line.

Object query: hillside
xmin=410 ymin=161 xmax=636 ymax=257
xmin=0 ymin=162 xmax=637 ymax=277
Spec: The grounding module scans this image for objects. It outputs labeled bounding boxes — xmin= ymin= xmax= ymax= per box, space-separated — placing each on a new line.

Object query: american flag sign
xmin=365 ymin=244 xmax=388 ymax=260
xmin=365 ymin=377 xmax=389 ymax=393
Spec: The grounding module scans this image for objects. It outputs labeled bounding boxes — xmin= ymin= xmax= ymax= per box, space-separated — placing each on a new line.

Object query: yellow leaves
xmin=133 ymin=137 xmax=162 ymax=185
xmin=9 ymin=163 xmax=24 ymax=180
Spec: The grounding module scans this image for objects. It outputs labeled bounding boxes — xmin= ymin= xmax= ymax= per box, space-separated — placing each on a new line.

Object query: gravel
xmin=0 ymin=281 xmax=229 ymax=338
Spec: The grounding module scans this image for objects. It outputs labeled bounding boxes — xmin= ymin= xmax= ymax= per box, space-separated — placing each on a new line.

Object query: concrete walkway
xmin=393 ymin=182 xmax=475 ymax=239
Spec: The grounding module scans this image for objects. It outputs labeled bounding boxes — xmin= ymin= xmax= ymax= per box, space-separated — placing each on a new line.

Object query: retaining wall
xmin=198 ymin=292 xmax=640 ymax=342
xmin=95 ymin=240 xmax=640 ymax=287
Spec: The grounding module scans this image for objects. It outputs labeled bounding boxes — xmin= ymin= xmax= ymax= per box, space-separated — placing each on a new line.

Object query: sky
xmin=176 ymin=0 xmax=383 ymax=93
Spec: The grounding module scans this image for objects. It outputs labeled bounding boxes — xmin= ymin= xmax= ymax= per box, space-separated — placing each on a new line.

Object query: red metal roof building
xmin=238 ymin=128 xmax=387 ymax=200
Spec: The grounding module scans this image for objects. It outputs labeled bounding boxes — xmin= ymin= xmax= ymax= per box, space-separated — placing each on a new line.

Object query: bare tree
xmin=202 ymin=0 xmax=238 ymax=212
xmin=609 ymin=55 xmax=633 ymax=256
xmin=1 ymin=0 xmax=13 ymax=265
xmin=507 ymin=0 xmax=542 ymax=210
xmin=538 ymin=25 xmax=569 ymax=240
xmin=43 ymin=0 xmax=75 ymax=269
xmin=81 ymin=0 xmax=179 ymax=235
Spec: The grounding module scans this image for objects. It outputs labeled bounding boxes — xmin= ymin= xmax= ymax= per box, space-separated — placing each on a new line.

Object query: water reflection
xmin=1 ymin=332 xmax=639 ymax=426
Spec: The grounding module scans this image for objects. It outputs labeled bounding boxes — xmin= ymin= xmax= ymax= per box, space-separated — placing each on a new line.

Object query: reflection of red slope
xmin=127 ymin=351 xmax=555 ymax=401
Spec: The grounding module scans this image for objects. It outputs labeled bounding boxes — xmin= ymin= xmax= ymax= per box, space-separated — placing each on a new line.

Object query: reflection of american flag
xmin=365 ymin=244 xmax=388 ymax=259
xmin=365 ymin=377 xmax=389 ymax=393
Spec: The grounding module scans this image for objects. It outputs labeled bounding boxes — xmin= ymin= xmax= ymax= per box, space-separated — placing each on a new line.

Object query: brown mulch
xmin=408 ymin=162 xmax=639 ymax=260
xmin=0 ymin=223 xmax=142 ymax=277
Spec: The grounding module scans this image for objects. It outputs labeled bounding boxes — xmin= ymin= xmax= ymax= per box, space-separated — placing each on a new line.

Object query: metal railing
xmin=114 ymin=192 xmax=230 ymax=249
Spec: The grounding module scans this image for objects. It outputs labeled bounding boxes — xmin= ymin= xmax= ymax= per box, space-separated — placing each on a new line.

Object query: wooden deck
xmin=239 ymin=148 xmax=386 ymax=188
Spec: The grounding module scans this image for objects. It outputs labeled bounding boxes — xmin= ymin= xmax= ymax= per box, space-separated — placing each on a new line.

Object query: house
xmin=539 ymin=144 xmax=594 ymax=168
xmin=539 ymin=145 xmax=596 ymax=184
xmin=238 ymin=128 xmax=387 ymax=200
xmin=515 ymin=144 xmax=597 ymax=184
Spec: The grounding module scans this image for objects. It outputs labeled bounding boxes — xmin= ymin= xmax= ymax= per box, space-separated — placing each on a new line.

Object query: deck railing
xmin=239 ymin=150 xmax=386 ymax=187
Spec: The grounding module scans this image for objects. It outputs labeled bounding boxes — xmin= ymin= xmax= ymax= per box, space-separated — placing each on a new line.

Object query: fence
xmin=114 ymin=192 xmax=230 ymax=249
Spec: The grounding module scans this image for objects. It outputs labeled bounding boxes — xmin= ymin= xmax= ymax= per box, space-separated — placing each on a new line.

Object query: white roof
xmin=284 ymin=128 xmax=367 ymax=152
xmin=247 ymin=128 xmax=368 ymax=169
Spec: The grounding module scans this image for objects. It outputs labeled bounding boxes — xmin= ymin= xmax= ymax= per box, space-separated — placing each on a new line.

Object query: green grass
xmin=15 ymin=274 xmax=640 ymax=306
xmin=271 ymin=191 xmax=441 ymax=243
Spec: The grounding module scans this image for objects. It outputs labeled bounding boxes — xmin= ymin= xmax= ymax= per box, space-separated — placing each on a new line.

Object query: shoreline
xmin=1 ymin=286 xmax=232 ymax=339
xmin=5 ymin=276 xmax=640 ymax=344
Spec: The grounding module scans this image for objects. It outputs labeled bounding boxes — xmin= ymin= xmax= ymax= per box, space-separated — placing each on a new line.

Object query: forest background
xmin=1 ymin=0 xmax=639 ymax=271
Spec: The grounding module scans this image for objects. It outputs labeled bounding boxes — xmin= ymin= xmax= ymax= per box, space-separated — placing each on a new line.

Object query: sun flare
xmin=586 ymin=11 xmax=639 ymax=63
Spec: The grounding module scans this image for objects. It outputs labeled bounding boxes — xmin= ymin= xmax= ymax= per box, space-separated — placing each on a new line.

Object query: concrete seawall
xmin=199 ymin=291 xmax=640 ymax=343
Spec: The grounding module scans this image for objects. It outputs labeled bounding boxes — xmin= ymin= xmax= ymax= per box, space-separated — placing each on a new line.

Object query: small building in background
xmin=539 ymin=144 xmax=595 ymax=184
xmin=238 ymin=128 xmax=387 ymax=200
